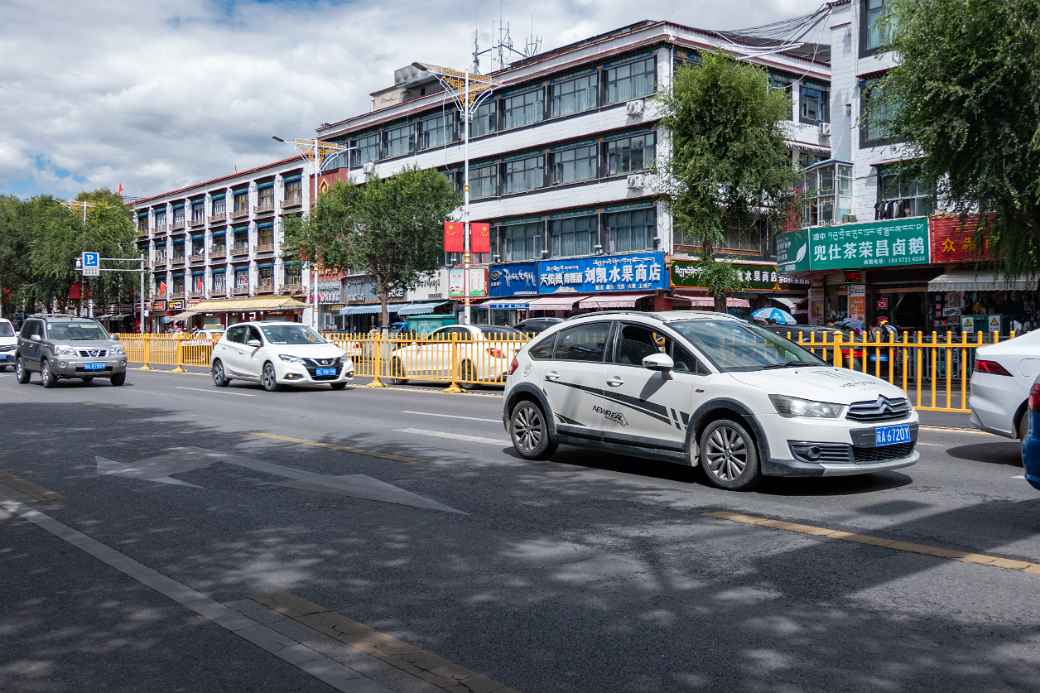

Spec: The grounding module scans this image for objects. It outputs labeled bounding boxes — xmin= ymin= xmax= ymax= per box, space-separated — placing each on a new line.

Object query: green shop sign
xmin=776 ymin=228 xmax=810 ymax=273
xmin=671 ymin=260 xmax=808 ymax=290
xmin=808 ymin=217 xmax=930 ymax=270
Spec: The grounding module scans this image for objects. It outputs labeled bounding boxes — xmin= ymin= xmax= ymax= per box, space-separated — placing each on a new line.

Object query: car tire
xmin=110 ymin=372 xmax=126 ymax=386
xmin=212 ymin=359 xmax=230 ymax=387
xmin=509 ymin=399 xmax=557 ymax=460
xmin=387 ymin=357 xmax=407 ymax=385
xmin=261 ymin=361 xmax=281 ymax=392
xmin=15 ymin=358 xmax=30 ymax=384
xmin=1018 ymin=412 xmax=1030 ymax=442
xmin=459 ymin=360 xmax=478 ymax=390
xmin=330 ymin=382 xmax=347 ymax=391
xmin=40 ymin=359 xmax=57 ymax=388
xmin=698 ymin=418 xmax=761 ymax=491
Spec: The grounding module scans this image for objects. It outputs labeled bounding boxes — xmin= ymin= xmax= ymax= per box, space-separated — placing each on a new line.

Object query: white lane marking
xmin=1011 ymin=475 xmax=1025 ymax=480
xmin=402 ymin=410 xmax=500 ymax=424
xmin=916 ymin=442 xmax=945 ymax=447
xmin=397 ymin=427 xmax=507 ymax=446
xmin=176 ymin=386 xmax=256 ymax=398
xmin=918 ymin=425 xmax=993 ymax=436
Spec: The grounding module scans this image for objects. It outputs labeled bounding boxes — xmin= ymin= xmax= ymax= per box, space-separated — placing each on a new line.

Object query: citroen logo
xmin=876 ymin=396 xmax=894 ymax=413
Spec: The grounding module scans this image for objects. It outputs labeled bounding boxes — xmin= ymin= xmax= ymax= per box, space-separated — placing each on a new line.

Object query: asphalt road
xmin=1 ymin=368 xmax=1038 ymax=692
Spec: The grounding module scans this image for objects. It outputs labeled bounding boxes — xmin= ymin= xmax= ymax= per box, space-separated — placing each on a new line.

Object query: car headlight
xmin=278 ymin=354 xmax=305 ymax=363
xmin=769 ymin=395 xmax=844 ymax=419
xmin=110 ymin=344 xmax=125 ymax=355
xmin=54 ymin=345 xmax=77 ymax=356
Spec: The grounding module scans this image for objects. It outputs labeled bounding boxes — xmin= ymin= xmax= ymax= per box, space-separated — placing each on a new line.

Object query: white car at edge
xmin=503 ymin=310 xmax=919 ymax=491
xmin=0 ymin=318 xmax=16 ymax=371
xmin=210 ymin=321 xmax=353 ymax=392
xmin=969 ymin=329 xmax=1040 ymax=440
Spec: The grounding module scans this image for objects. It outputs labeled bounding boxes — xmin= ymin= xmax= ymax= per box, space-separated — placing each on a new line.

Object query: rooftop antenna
xmin=472 ymin=4 xmax=542 ymax=72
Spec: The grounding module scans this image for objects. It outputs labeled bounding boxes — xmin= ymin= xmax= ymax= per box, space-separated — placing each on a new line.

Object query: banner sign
xmin=443 ymin=221 xmax=464 ymax=253
xmin=168 ymin=298 xmax=186 ymax=311
xmin=318 ymin=279 xmax=342 ymax=304
xmin=930 ymin=214 xmax=990 ymax=264
xmin=488 ymin=252 xmax=667 ymax=297
xmin=809 ymin=217 xmax=929 ymax=270
xmin=776 ymin=229 xmax=810 ymax=273
xmin=671 ymin=260 xmax=809 ymax=291
xmin=470 ymin=223 xmax=491 ymax=253
xmin=448 ymin=267 xmax=487 ymax=297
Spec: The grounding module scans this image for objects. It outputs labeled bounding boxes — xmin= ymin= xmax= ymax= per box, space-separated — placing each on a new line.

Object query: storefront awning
xmin=190 ymin=296 xmax=309 ymax=313
xmin=396 ymin=301 xmax=449 ymax=316
xmin=682 ymin=296 xmax=751 ymax=308
xmin=928 ymin=272 xmax=1038 ymax=293
xmin=577 ymin=293 xmax=653 ymax=309
xmin=527 ymin=295 xmax=583 ymax=311
xmin=481 ymin=299 xmax=532 ymax=310
xmin=339 ymin=304 xmax=383 ymax=317
xmin=170 ymin=311 xmax=198 ymax=323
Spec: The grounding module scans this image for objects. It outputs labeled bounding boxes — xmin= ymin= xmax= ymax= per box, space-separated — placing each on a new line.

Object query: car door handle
xmin=545 ymin=371 xmax=561 ymax=383
xmin=606 ymin=378 xmax=624 ymax=388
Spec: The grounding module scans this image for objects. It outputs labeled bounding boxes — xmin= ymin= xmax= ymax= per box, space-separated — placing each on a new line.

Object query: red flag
xmin=158 ymin=280 xmax=168 ymax=297
xmin=443 ymin=221 xmax=464 ymax=252
xmin=470 ymin=223 xmax=491 ymax=253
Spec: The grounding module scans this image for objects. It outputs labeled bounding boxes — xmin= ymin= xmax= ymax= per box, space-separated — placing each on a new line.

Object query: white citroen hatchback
xmin=503 ymin=311 xmax=919 ymax=490
xmin=211 ymin=321 xmax=353 ymax=392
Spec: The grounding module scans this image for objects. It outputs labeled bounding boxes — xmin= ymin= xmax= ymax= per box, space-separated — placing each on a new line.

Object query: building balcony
xmin=208 ymin=212 xmax=227 ymax=225
xmin=171 ymin=219 xmax=186 ymax=231
xmin=172 ymin=287 xmax=185 ymax=298
xmin=172 ymin=254 xmax=186 ymax=264
xmin=189 ymin=289 xmax=205 ymax=299
xmin=231 ymin=242 xmax=249 ymax=257
xmin=232 ymin=207 xmax=249 ymax=220
xmin=154 ymin=255 xmax=168 ymax=267
xmin=190 ymin=216 xmax=205 ymax=229
xmin=232 ymin=285 xmax=250 ymax=296
xmin=210 ymin=246 xmax=227 ymax=260
xmin=211 ymin=285 xmax=226 ymax=297
xmin=281 ymin=281 xmax=303 ymax=295
xmin=254 ymin=201 xmax=275 ymax=216
xmin=282 ymin=195 xmax=302 ymax=209
xmin=189 ymin=253 xmax=205 ymax=264
xmin=256 ymin=279 xmax=274 ymax=294
xmin=154 ymin=224 xmax=169 ymax=236
xmin=256 ymin=241 xmax=274 ymax=254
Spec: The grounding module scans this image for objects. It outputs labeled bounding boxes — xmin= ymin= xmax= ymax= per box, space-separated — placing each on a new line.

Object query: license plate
xmin=0 ymin=354 xmax=10 ymax=361
xmin=84 ymin=362 xmax=106 ymax=371
xmin=875 ymin=424 xmax=912 ymax=447
xmin=315 ymin=367 xmax=337 ymax=377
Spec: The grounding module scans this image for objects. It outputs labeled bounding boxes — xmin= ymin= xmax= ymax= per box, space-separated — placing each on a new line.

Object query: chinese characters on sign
xmin=671 ymin=261 xmax=809 ymax=290
xmin=488 ymin=253 xmax=668 ymax=297
xmin=809 ymin=217 xmax=930 ymax=270
xmin=776 ymin=229 xmax=810 ymax=273
xmin=929 ymin=214 xmax=990 ymax=263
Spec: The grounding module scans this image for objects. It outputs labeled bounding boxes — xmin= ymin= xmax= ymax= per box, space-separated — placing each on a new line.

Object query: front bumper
xmin=764 ymin=451 xmax=919 ymax=477
xmin=275 ymin=361 xmax=354 ymax=385
xmin=51 ymin=357 xmax=127 ymax=377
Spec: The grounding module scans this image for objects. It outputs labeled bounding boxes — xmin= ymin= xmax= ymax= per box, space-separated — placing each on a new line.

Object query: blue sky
xmin=0 ymin=0 xmax=823 ymax=201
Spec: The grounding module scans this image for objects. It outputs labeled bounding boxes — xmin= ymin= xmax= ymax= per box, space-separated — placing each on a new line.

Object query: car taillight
xmin=975 ymin=359 xmax=1012 ymax=376
xmin=487 ymin=347 xmax=505 ymax=359
xmin=508 ymin=355 xmax=519 ymax=375
xmin=1029 ymin=383 xmax=1040 ymax=411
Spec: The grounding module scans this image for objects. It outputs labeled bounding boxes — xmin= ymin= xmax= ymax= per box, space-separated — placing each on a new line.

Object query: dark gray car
xmin=16 ymin=315 xmax=128 ymax=387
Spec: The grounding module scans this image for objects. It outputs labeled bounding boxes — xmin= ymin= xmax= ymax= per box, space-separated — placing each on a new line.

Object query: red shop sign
xmin=930 ymin=214 xmax=991 ymax=263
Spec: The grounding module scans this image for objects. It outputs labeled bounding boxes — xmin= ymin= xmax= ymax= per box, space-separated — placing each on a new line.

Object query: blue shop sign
xmin=488 ymin=262 xmax=539 ymax=297
xmin=538 ymin=252 xmax=666 ymax=295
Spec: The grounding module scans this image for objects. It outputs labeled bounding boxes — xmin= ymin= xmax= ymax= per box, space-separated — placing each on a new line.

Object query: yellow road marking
xmin=255 ymin=591 xmax=520 ymax=693
xmin=249 ymin=432 xmax=417 ymax=464
xmin=705 ymin=511 xmax=1040 ymax=576
xmin=0 ymin=472 xmax=63 ymax=503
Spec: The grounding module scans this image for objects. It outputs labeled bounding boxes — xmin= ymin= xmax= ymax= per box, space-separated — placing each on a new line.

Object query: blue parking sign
xmin=82 ymin=251 xmax=100 ymax=276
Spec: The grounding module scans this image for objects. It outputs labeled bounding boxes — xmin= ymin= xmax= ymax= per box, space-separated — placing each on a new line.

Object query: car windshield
xmin=260 ymin=324 xmax=325 ymax=345
xmin=0 ymin=323 xmax=14 ymax=337
xmin=670 ymin=319 xmax=825 ymax=372
xmin=47 ymin=322 xmax=109 ymax=341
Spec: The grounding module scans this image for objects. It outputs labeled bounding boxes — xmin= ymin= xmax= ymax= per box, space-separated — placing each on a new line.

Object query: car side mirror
xmin=642 ymin=352 xmax=674 ymax=372
xmin=30 ymin=334 xmax=40 ymax=342
xmin=247 ymin=339 xmax=262 ymax=348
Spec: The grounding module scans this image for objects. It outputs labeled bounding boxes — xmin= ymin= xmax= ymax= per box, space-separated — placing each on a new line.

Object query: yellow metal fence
xmin=114 ymin=330 xmax=1012 ymax=412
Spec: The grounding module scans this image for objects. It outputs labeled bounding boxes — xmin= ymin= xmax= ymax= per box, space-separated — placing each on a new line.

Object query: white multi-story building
xmin=318 ymin=19 xmax=831 ymax=317
xmin=131 ymin=156 xmax=315 ymax=329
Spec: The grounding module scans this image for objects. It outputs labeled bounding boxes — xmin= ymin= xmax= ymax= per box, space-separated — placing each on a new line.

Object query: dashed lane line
xmin=396 ymin=427 xmax=508 ymax=447
xmin=176 ymin=386 xmax=256 ymax=397
xmin=401 ymin=410 xmax=501 ymax=423
xmin=706 ymin=510 xmax=1040 ymax=576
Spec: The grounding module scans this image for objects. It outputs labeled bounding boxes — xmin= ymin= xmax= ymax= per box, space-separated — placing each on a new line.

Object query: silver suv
xmin=16 ymin=315 xmax=128 ymax=387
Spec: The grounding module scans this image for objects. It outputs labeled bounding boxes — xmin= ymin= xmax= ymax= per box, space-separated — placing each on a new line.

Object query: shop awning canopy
xmin=481 ymin=299 xmax=532 ymax=310
xmin=190 ymin=296 xmax=309 ymax=313
xmin=682 ymin=296 xmax=751 ymax=308
xmin=339 ymin=302 xmax=448 ymax=317
xmin=927 ymin=272 xmax=1038 ymax=293
xmin=339 ymin=304 xmax=383 ymax=317
xmin=527 ymin=295 xmax=583 ymax=311
xmin=396 ymin=301 xmax=449 ymax=316
xmin=577 ymin=293 xmax=653 ymax=309
xmin=769 ymin=297 xmax=807 ymax=312
xmin=169 ymin=310 xmax=198 ymax=322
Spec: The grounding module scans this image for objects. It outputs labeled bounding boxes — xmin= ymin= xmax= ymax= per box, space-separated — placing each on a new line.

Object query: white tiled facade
xmin=132 ymin=158 xmax=313 ymax=305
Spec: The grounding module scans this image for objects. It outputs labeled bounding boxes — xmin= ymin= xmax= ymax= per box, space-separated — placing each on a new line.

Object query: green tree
xmin=659 ymin=51 xmax=794 ymax=311
xmin=883 ymin=0 xmax=1040 ymax=275
xmin=0 ymin=195 xmax=33 ymax=317
xmin=284 ymin=168 xmax=460 ymax=326
xmin=78 ymin=189 xmax=139 ymax=311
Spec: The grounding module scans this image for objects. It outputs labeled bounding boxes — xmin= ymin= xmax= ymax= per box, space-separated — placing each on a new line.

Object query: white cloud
xmin=0 ymin=0 xmax=823 ymax=199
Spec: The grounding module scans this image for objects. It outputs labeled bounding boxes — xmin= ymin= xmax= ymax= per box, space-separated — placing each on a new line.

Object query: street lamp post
xmin=272 ymin=135 xmax=357 ymax=330
xmin=411 ymin=63 xmax=500 ymax=325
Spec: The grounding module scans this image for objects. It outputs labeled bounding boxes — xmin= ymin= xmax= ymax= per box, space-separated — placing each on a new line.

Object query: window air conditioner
xmin=626 ymin=174 xmax=645 ymax=190
xmin=363 ymin=161 xmax=375 ymax=174
xmin=842 ymin=213 xmax=857 ymax=223
xmin=625 ymin=99 xmax=645 ymax=116
xmin=818 ymin=122 xmax=832 ymax=137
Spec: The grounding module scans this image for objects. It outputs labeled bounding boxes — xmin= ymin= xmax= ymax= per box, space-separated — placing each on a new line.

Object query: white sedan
xmin=211 ymin=321 xmax=353 ymax=392
xmin=969 ymin=329 xmax=1040 ymax=439
xmin=388 ymin=324 xmax=523 ymax=388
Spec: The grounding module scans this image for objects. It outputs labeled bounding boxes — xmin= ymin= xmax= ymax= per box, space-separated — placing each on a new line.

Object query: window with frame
xmin=234 ymin=268 xmax=249 ymax=290
xmin=191 ymin=235 xmax=204 ymax=255
xmin=190 ymin=201 xmax=204 ymax=224
xmin=528 ymin=333 xmax=556 ymax=360
xmin=172 ymin=273 xmax=185 ymax=294
xmin=553 ymin=142 xmax=598 ymax=185
xmin=502 ymin=88 xmax=544 ymax=130
xmin=501 ymin=221 xmax=543 ymax=261
xmin=211 ymin=195 xmax=226 ymax=215
xmin=876 ymin=165 xmax=934 ymax=219
xmin=722 ymin=220 xmax=764 ymax=253
xmin=613 ymin=323 xmax=703 ymax=374
xmin=606 ymin=131 xmax=655 ymax=175
xmin=283 ymin=178 xmax=302 ymax=203
xmin=504 ymin=154 xmax=544 ymax=194
xmin=862 ymin=0 xmax=896 ymax=55
xmin=554 ymin=321 xmax=611 ymax=362
xmin=768 ymin=72 xmax=795 ymax=120
xmin=137 ymin=213 xmax=148 ymax=231
xmin=551 ymin=72 xmax=598 ymax=117
xmin=798 ymin=149 xmax=828 ymax=170
xmin=605 ymin=207 xmax=655 ymax=253
xmin=470 ymin=163 xmax=498 ymax=200
xmin=154 ymin=209 xmax=166 ymax=227
xmin=172 ymin=205 xmax=185 ymax=225
xmin=382 ymin=122 xmax=414 ymax=159
xmin=470 ymin=99 xmax=497 ymax=137
xmin=233 ymin=191 xmax=248 ymax=215
xmin=549 ymin=214 xmax=597 ymax=257
xmin=800 ymin=82 xmax=830 ymax=124
xmin=800 ymin=162 xmax=852 ymax=227
xmin=350 ymin=133 xmax=380 ymax=166
xmin=860 ymin=78 xmax=901 ymax=146
xmin=419 ymin=111 xmax=454 ymax=150
xmin=605 ymin=56 xmax=656 ymax=104
xmin=257 ymin=185 xmax=274 ymax=209
xmin=212 ymin=271 xmax=226 ymax=292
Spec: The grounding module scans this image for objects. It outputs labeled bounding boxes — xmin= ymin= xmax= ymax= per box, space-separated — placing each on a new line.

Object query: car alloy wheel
xmin=212 ymin=360 xmax=229 ymax=387
xmin=15 ymin=358 xmax=29 ymax=384
xmin=510 ymin=400 xmax=557 ymax=460
xmin=261 ymin=362 xmax=280 ymax=392
xmin=699 ymin=419 xmax=760 ymax=491
xmin=41 ymin=360 xmax=57 ymax=388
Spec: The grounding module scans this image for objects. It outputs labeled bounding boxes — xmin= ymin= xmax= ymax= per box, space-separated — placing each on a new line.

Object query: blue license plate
xmin=0 ymin=354 xmax=11 ymax=361
xmin=315 ymin=367 xmax=337 ymax=377
xmin=875 ymin=424 xmax=912 ymax=447
xmin=84 ymin=362 xmax=106 ymax=371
